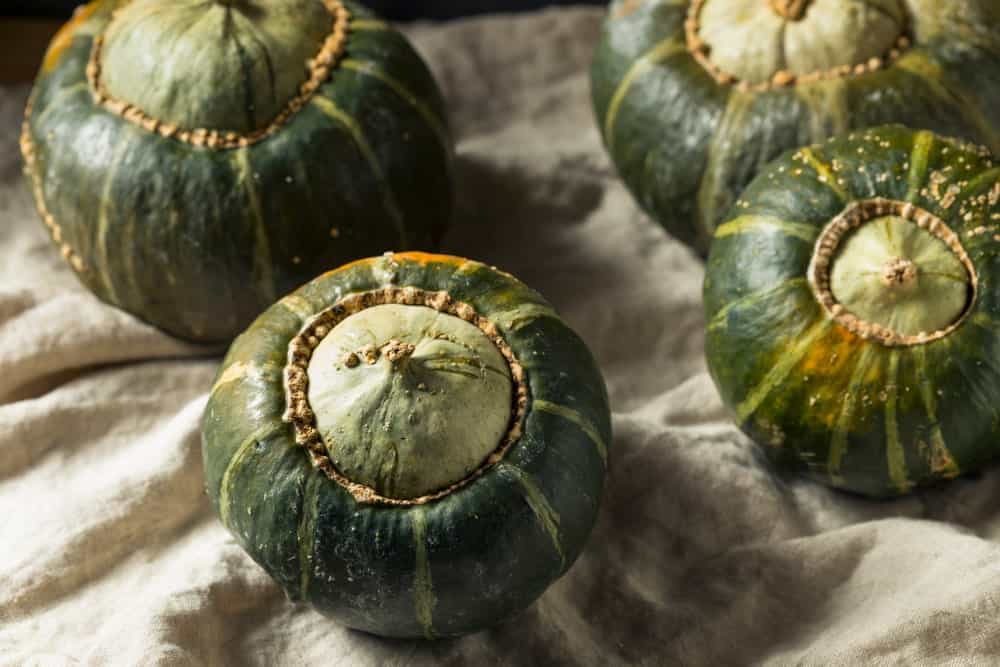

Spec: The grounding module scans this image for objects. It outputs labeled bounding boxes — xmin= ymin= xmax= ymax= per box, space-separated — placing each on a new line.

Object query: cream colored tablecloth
xmin=3 ymin=7 xmax=1000 ymax=665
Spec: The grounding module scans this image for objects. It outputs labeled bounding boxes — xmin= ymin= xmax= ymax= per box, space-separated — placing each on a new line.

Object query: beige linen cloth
xmin=3 ymin=8 xmax=1000 ymax=666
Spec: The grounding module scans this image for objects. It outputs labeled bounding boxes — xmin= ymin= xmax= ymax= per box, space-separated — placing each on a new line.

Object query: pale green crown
xmin=698 ymin=0 xmax=906 ymax=84
xmin=98 ymin=0 xmax=333 ymax=132
xmin=307 ymin=304 xmax=514 ymax=499
xmin=830 ymin=215 xmax=971 ymax=336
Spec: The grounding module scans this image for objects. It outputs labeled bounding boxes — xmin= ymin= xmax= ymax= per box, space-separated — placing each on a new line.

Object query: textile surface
xmin=3 ymin=7 xmax=1000 ymax=666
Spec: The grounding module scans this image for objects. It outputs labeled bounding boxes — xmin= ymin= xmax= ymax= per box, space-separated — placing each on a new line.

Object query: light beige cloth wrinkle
xmin=2 ymin=7 xmax=1000 ymax=666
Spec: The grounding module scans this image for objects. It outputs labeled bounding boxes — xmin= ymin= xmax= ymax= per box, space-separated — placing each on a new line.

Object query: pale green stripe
xmin=905 ymin=130 xmax=935 ymax=203
xmin=211 ymin=361 xmax=284 ymax=395
xmin=495 ymin=302 xmax=559 ymax=332
xmin=912 ymin=344 xmax=960 ymax=478
xmin=714 ymin=215 xmax=820 ymax=243
xmin=341 ymin=58 xmax=450 ymax=154
xmin=312 ymin=96 xmax=407 ymax=246
xmin=828 ymin=345 xmax=878 ymax=485
xmin=884 ymin=350 xmax=912 ymax=494
xmin=412 ymin=509 xmax=437 ymax=640
xmin=351 ymin=18 xmax=389 ymax=31
xmin=534 ymin=399 xmax=608 ymax=466
xmin=603 ymin=36 xmax=685 ymax=151
xmin=707 ymin=277 xmax=809 ymax=333
xmin=297 ymin=472 xmax=322 ymax=600
xmin=279 ymin=295 xmax=316 ymax=322
xmin=219 ymin=422 xmax=287 ymax=529
xmin=697 ymin=90 xmax=755 ymax=238
xmin=957 ymin=166 xmax=1000 ymax=202
xmin=800 ymin=147 xmax=849 ymax=202
xmin=96 ymin=135 xmax=134 ymax=305
xmin=736 ymin=319 xmax=833 ymax=422
xmin=498 ymin=463 xmax=565 ymax=569
xmin=235 ymin=149 xmax=276 ymax=303
xmin=35 ymin=82 xmax=88 ymax=127
xmin=796 ymin=77 xmax=849 ymax=143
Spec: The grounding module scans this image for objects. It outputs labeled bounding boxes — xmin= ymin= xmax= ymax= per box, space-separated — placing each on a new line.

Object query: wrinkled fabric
xmin=3 ymin=8 xmax=1000 ymax=666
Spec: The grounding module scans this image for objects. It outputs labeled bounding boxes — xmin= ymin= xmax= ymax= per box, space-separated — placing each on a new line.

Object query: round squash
xmin=21 ymin=0 xmax=453 ymax=342
xmin=704 ymin=125 xmax=1000 ymax=498
xmin=201 ymin=252 xmax=611 ymax=637
xmin=591 ymin=0 xmax=1000 ymax=254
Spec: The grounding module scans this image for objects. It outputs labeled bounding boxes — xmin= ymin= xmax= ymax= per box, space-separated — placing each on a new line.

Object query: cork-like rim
xmin=19 ymin=94 xmax=85 ymax=274
xmin=807 ymin=198 xmax=978 ymax=347
xmin=85 ymin=0 xmax=351 ymax=149
xmin=282 ymin=286 xmax=530 ymax=506
xmin=684 ymin=0 xmax=912 ymax=92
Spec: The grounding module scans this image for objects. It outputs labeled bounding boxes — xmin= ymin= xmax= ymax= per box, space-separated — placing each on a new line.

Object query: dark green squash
xmin=21 ymin=0 xmax=453 ymax=342
xmin=201 ymin=252 xmax=611 ymax=638
xmin=704 ymin=125 xmax=1000 ymax=498
xmin=591 ymin=0 xmax=1000 ymax=254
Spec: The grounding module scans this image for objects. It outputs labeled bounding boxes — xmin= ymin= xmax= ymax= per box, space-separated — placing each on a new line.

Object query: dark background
xmin=3 ymin=1 xmax=605 ymax=20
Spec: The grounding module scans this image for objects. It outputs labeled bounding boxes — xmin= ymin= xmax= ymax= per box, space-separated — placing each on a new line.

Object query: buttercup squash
xmin=591 ymin=0 xmax=1000 ymax=254
xmin=202 ymin=252 xmax=612 ymax=637
xmin=21 ymin=0 xmax=453 ymax=341
xmin=705 ymin=125 xmax=1000 ymax=498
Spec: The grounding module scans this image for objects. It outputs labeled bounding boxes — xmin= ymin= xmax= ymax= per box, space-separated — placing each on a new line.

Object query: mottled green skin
xmin=704 ymin=125 xmax=1000 ymax=498
xmin=24 ymin=0 xmax=453 ymax=342
xmin=591 ymin=0 xmax=1000 ymax=255
xmin=202 ymin=253 xmax=611 ymax=638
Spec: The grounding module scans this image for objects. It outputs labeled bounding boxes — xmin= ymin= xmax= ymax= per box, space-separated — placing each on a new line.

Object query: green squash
xmin=21 ymin=0 xmax=453 ymax=342
xmin=591 ymin=0 xmax=1000 ymax=254
xmin=202 ymin=252 xmax=611 ymax=637
xmin=704 ymin=125 xmax=1000 ymax=498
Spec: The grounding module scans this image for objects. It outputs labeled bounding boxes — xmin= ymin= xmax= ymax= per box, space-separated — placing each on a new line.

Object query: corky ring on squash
xmin=704 ymin=125 xmax=1000 ymax=498
xmin=202 ymin=252 xmax=611 ymax=637
xmin=591 ymin=0 xmax=1000 ymax=254
xmin=21 ymin=0 xmax=453 ymax=342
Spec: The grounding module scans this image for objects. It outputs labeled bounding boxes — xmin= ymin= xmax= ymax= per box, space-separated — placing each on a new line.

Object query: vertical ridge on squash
xmin=905 ymin=131 xmax=935 ymax=202
xmin=340 ymin=59 xmax=450 ymax=156
xmin=311 ymin=95 xmax=408 ymax=247
xmin=497 ymin=463 xmax=565 ymax=572
xmin=234 ymin=148 xmax=277 ymax=304
xmin=411 ymin=508 xmax=436 ymax=640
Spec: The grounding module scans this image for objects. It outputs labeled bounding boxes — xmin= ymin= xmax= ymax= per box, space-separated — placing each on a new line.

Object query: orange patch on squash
xmin=613 ymin=0 xmax=644 ymax=19
xmin=798 ymin=324 xmax=859 ymax=378
xmin=393 ymin=251 xmax=470 ymax=268
xmin=42 ymin=1 xmax=101 ymax=73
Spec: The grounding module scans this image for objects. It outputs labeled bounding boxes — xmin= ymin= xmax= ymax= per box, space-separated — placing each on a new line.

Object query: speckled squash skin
xmin=201 ymin=252 xmax=612 ymax=638
xmin=591 ymin=0 xmax=1000 ymax=255
xmin=704 ymin=125 xmax=1000 ymax=498
xmin=21 ymin=0 xmax=453 ymax=342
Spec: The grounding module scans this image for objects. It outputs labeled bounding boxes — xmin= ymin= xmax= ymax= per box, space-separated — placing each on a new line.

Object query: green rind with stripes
xmin=705 ymin=126 xmax=1000 ymax=497
xmin=202 ymin=253 xmax=610 ymax=637
xmin=24 ymin=0 xmax=452 ymax=342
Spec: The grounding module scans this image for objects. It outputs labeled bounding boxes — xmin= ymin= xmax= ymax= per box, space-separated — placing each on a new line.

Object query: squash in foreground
xmin=591 ymin=0 xmax=1000 ymax=254
xmin=21 ymin=0 xmax=452 ymax=342
xmin=202 ymin=252 xmax=611 ymax=637
xmin=705 ymin=125 xmax=1000 ymax=498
